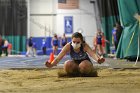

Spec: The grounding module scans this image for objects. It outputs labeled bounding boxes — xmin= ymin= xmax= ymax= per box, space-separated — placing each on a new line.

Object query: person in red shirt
xmin=8 ymin=43 xmax=12 ymax=55
xmin=101 ymin=32 xmax=109 ymax=56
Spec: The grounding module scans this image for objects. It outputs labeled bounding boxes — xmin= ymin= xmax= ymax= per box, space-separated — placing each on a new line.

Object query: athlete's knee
xmin=64 ymin=60 xmax=72 ymax=67
xmin=79 ymin=60 xmax=93 ymax=74
xmin=64 ymin=60 xmax=79 ymax=74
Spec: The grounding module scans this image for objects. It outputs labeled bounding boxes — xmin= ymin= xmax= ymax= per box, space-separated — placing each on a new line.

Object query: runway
xmin=0 ymin=55 xmax=140 ymax=69
xmin=0 ymin=55 xmax=109 ymax=69
xmin=0 ymin=55 xmax=49 ymax=69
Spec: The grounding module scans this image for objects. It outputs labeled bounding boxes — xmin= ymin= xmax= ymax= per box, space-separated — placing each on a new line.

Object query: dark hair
xmin=72 ymin=32 xmax=84 ymax=43
xmin=116 ymin=21 xmax=121 ymax=25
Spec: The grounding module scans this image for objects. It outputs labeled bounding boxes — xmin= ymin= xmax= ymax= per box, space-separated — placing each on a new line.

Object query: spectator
xmin=93 ymin=33 xmax=97 ymax=53
xmin=61 ymin=33 xmax=68 ymax=47
xmin=0 ymin=35 xmax=4 ymax=57
xmin=32 ymin=42 xmax=37 ymax=57
xmin=51 ymin=34 xmax=59 ymax=55
xmin=112 ymin=22 xmax=123 ymax=51
xmin=112 ymin=24 xmax=117 ymax=51
xmin=3 ymin=39 xmax=9 ymax=56
xmin=26 ymin=37 xmax=33 ymax=57
xmin=8 ymin=43 xmax=12 ymax=55
xmin=41 ymin=38 xmax=46 ymax=55
xmin=96 ymin=29 xmax=104 ymax=56
xmin=116 ymin=21 xmax=123 ymax=44
xmin=101 ymin=32 xmax=110 ymax=56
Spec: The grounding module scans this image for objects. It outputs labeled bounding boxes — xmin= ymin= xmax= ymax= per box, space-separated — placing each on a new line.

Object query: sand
xmin=0 ymin=68 xmax=140 ymax=93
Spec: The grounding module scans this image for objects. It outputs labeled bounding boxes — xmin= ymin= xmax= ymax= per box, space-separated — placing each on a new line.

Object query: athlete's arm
xmin=51 ymin=43 xmax=70 ymax=66
xmin=84 ymin=43 xmax=99 ymax=61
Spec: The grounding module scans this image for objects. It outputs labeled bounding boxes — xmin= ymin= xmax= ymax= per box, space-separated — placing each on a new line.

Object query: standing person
xmin=61 ymin=33 xmax=68 ymax=47
xmin=45 ymin=32 xmax=105 ymax=76
xmin=0 ymin=35 xmax=4 ymax=57
xmin=112 ymin=22 xmax=123 ymax=51
xmin=93 ymin=34 xmax=97 ymax=53
xmin=41 ymin=38 xmax=46 ymax=55
xmin=112 ymin=25 xmax=117 ymax=51
xmin=101 ymin=32 xmax=110 ymax=56
xmin=7 ymin=43 xmax=12 ymax=55
xmin=26 ymin=37 xmax=33 ymax=57
xmin=96 ymin=29 xmax=104 ymax=56
xmin=0 ymin=35 xmax=3 ymax=57
xmin=32 ymin=42 xmax=37 ymax=57
xmin=116 ymin=21 xmax=123 ymax=45
xmin=3 ymin=39 xmax=9 ymax=56
xmin=51 ymin=34 xmax=59 ymax=55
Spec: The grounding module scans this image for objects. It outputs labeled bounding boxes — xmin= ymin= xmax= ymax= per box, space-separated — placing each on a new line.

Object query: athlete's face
xmin=72 ymin=37 xmax=81 ymax=44
xmin=71 ymin=37 xmax=82 ymax=49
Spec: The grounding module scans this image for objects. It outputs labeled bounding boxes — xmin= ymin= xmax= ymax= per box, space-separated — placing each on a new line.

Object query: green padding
xmin=2 ymin=36 xmax=26 ymax=54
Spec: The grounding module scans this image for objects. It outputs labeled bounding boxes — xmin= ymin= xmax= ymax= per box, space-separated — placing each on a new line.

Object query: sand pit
xmin=0 ymin=68 xmax=139 ymax=93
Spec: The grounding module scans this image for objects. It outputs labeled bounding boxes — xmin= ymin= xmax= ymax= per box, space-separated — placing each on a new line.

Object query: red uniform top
xmin=102 ymin=36 xmax=105 ymax=47
xmin=8 ymin=43 xmax=12 ymax=49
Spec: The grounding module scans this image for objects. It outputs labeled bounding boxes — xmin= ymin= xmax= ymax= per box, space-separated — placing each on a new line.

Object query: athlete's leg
xmin=64 ymin=60 xmax=79 ymax=75
xmin=79 ymin=60 xmax=94 ymax=75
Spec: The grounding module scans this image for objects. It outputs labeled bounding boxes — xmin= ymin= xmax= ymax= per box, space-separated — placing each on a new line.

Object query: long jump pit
xmin=0 ymin=68 xmax=140 ymax=93
xmin=0 ymin=57 xmax=140 ymax=93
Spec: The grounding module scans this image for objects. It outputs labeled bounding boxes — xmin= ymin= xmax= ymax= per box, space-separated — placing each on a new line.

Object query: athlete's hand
xmin=45 ymin=61 xmax=53 ymax=68
xmin=97 ymin=57 xmax=105 ymax=64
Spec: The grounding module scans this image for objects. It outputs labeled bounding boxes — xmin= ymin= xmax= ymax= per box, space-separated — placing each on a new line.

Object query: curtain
xmin=116 ymin=0 xmax=140 ymax=58
xmin=0 ymin=0 xmax=27 ymax=54
xmin=97 ymin=0 xmax=120 ymax=53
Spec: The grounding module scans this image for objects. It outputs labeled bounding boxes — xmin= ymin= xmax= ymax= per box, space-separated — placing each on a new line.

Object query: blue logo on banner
xmin=64 ymin=16 xmax=73 ymax=34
